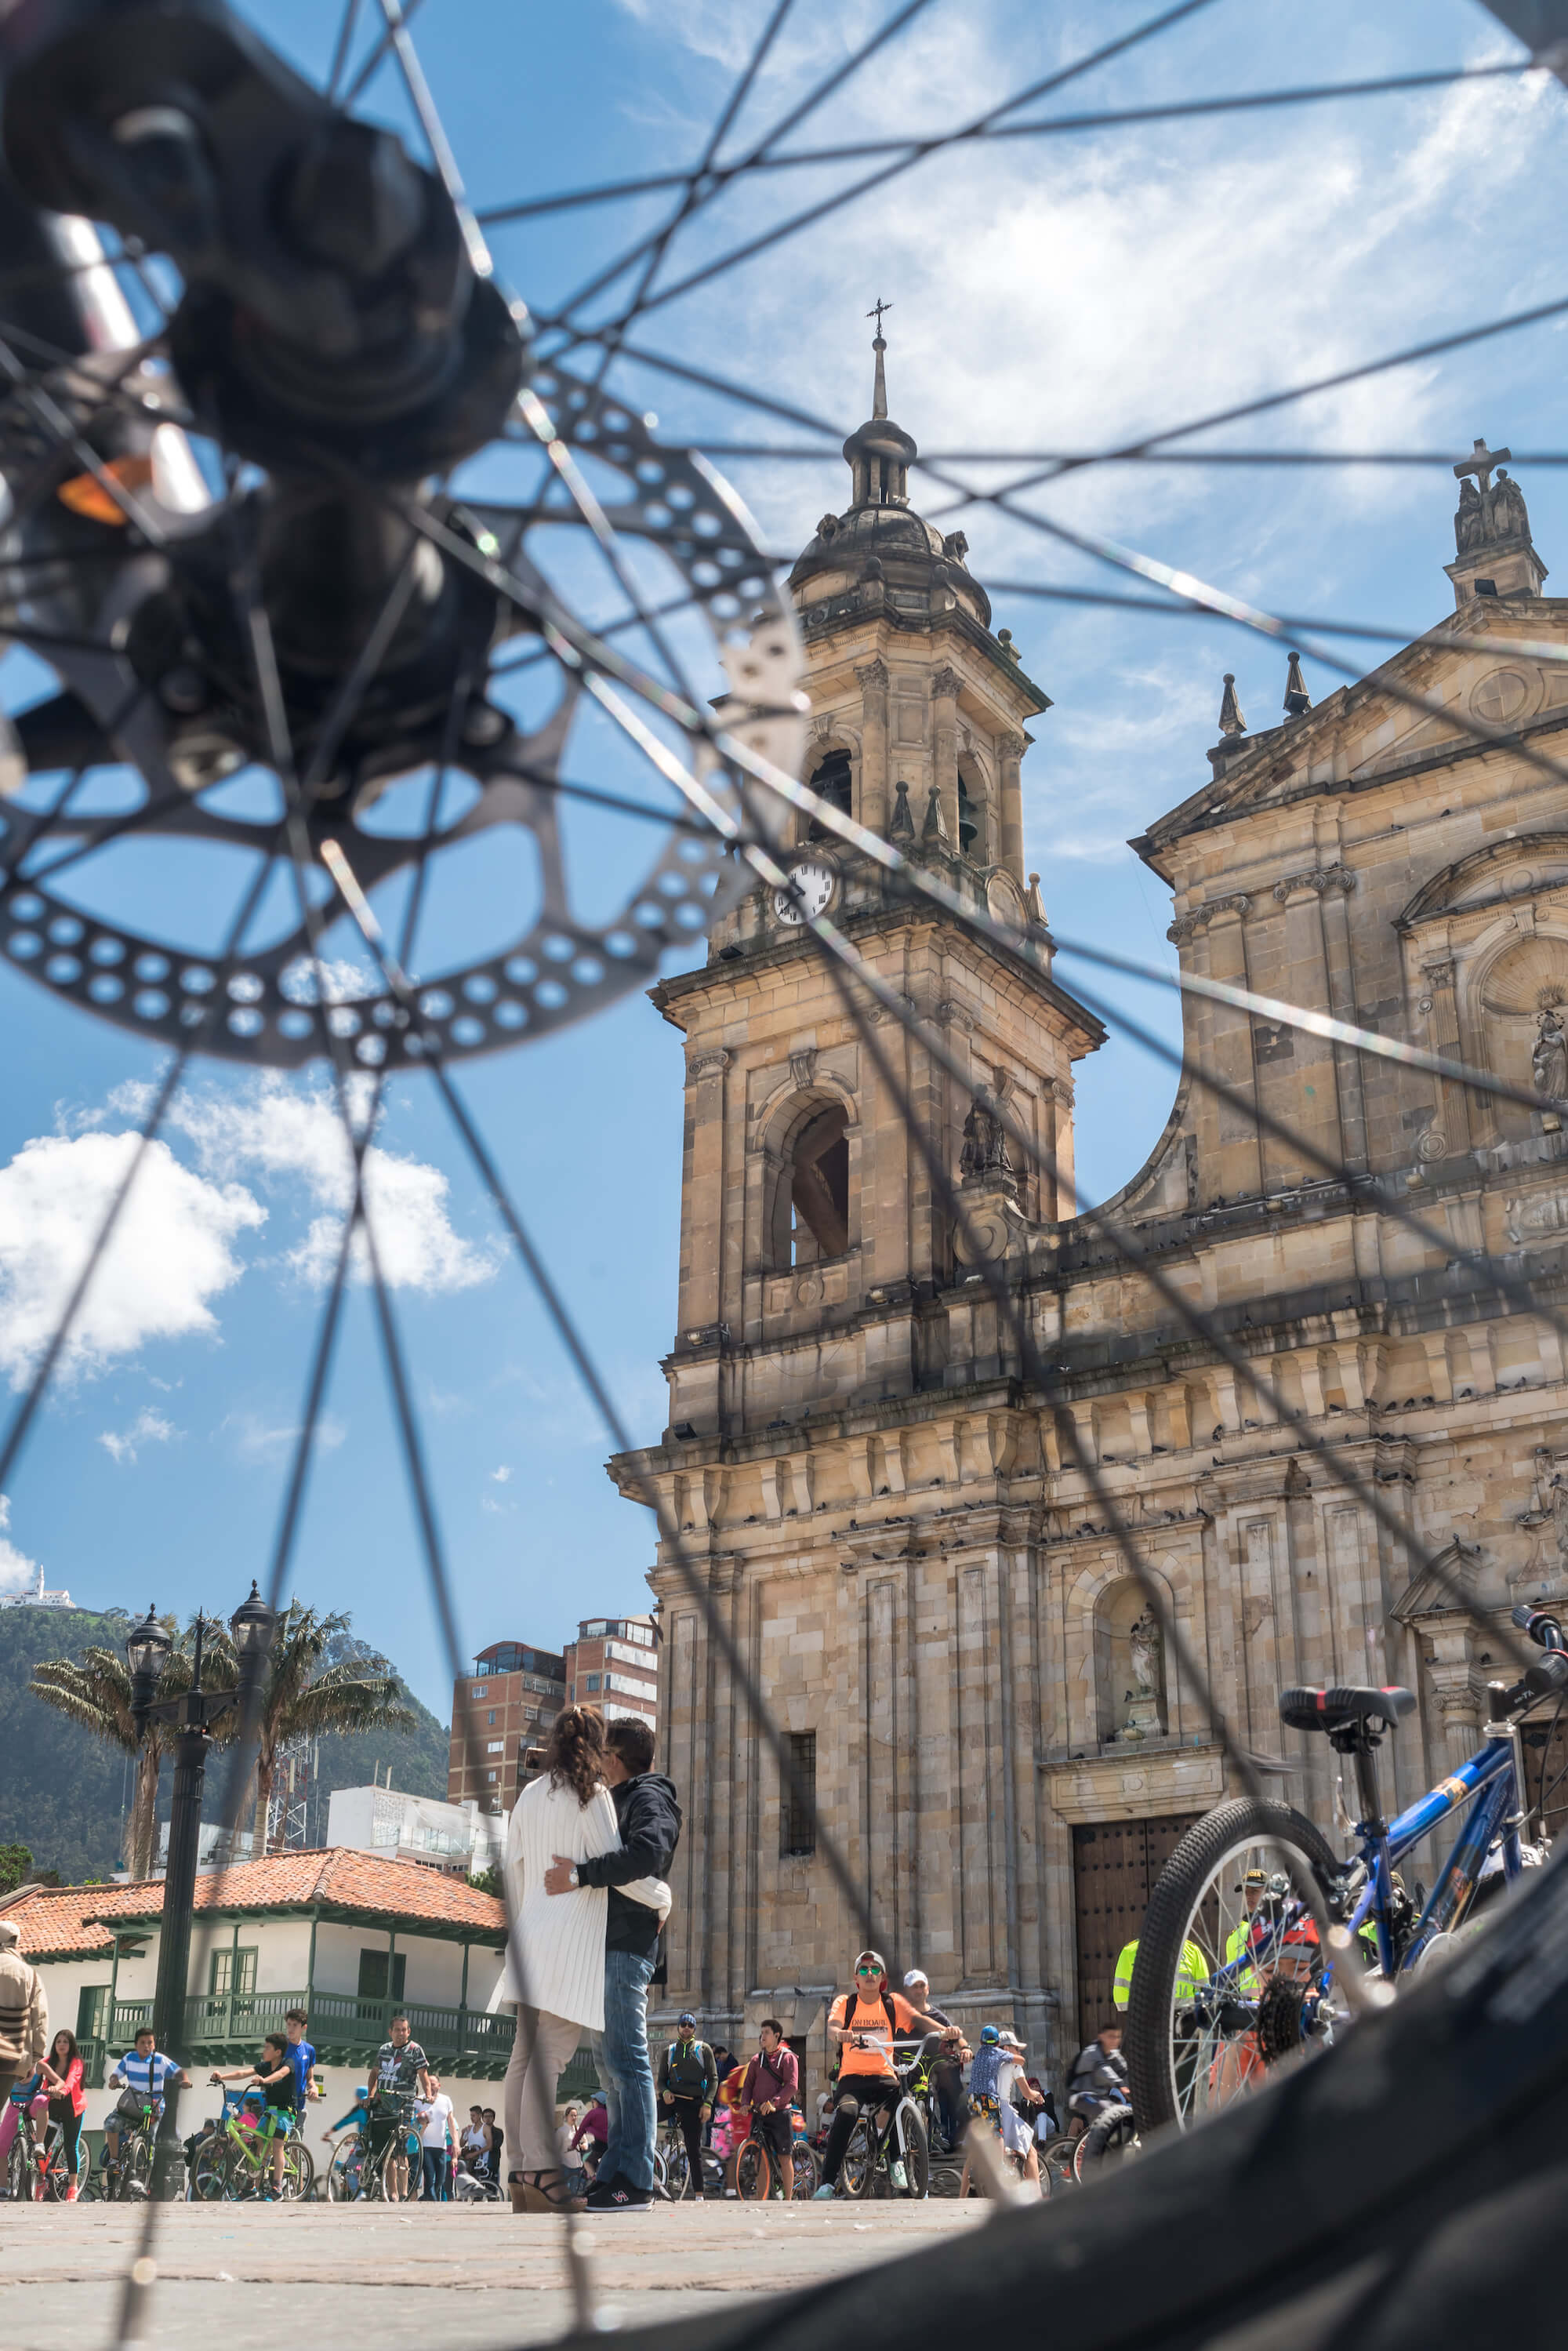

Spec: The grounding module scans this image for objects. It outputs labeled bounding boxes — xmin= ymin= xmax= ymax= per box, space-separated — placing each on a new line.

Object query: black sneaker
xmin=584 ymin=2172 xmax=625 ymax=2208
xmin=594 ymin=2179 xmax=653 ymax=2215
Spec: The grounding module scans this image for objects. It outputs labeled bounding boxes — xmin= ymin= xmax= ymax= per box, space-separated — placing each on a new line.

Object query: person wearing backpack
xmin=657 ymin=2013 xmax=717 ymax=2197
xmin=811 ymin=1950 xmax=946 ymax=2199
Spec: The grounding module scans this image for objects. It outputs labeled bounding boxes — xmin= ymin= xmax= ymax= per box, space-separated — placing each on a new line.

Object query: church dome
xmin=787 ymin=322 xmax=990 ymax=626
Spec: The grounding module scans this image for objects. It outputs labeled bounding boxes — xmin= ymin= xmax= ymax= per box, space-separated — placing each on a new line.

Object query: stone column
xmin=1203 ymin=899 xmax=1265 ymax=1200
xmin=999 ymin=731 xmax=1026 ymax=882
xmin=931 ymin=664 xmax=961 ymax=847
xmin=1419 ymin=953 xmax=1472 ymax=1158
xmin=855 ymin=656 xmax=890 ymax=837
xmin=1316 ymin=860 xmax=1367 ymax=1172
xmin=1265 ymin=874 xmax=1340 ymax=1190
xmin=679 ymin=1048 xmax=729 ymax=1331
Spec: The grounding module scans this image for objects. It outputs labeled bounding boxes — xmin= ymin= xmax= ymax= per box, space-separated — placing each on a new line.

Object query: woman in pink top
xmin=39 ymin=2029 xmax=85 ymax=2200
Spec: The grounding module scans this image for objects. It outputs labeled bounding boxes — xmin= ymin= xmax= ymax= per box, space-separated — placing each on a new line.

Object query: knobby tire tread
xmin=1126 ymin=1797 xmax=1338 ymax=2132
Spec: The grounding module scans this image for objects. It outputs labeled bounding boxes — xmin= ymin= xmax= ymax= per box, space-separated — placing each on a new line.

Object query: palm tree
xmin=29 ymin=1619 xmax=192 ymax=1880
xmin=203 ymin=1605 xmax=414 ymax=1855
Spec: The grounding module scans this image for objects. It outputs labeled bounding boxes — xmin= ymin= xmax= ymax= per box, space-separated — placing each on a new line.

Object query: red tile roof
xmin=2 ymin=1849 xmax=506 ymax=1960
xmin=0 ymin=1883 xmax=117 ymax=1960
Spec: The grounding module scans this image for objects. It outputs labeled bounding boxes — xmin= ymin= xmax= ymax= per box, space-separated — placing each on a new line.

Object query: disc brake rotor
xmin=0 ymin=355 xmax=805 ymax=1070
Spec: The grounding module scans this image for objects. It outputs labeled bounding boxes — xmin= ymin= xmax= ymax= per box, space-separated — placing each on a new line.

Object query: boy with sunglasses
xmin=812 ymin=1951 xmax=946 ymax=2199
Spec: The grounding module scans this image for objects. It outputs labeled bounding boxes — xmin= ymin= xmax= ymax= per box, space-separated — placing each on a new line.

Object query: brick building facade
xmin=446 ymin=1639 xmax=565 ymax=1813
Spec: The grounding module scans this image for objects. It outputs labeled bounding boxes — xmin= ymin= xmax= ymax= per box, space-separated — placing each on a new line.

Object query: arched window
xmin=956 ymin=762 xmax=984 ymax=859
xmin=807 ymin=749 xmax=852 ymax=842
xmin=769 ymin=1100 xmax=851 ymax=1266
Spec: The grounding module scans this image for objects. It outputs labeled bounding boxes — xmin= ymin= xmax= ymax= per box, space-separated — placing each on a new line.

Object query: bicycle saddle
xmin=1279 ymin=1684 xmax=1417 ymax=1732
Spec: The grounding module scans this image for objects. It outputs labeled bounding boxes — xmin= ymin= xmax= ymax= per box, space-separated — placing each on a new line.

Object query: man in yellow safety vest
xmin=1112 ymin=1933 xmax=1206 ymax=2011
xmin=1224 ymin=1867 xmax=1269 ymax=1992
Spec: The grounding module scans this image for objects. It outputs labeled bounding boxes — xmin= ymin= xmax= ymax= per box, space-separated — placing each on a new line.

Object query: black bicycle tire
xmin=5 ymin=2129 xmax=30 ymax=2201
xmin=1073 ymin=2107 xmax=1137 ymax=2181
xmin=735 ymin=2138 xmax=770 ymax=2203
xmin=326 ymin=2137 xmax=363 ymax=2203
xmin=1038 ymin=2132 xmax=1079 ymax=2189
xmin=790 ymin=2140 xmax=821 ymax=2198
xmin=283 ymin=2141 xmax=314 ymax=2200
xmin=1126 ymin=1797 xmax=1340 ymax=2133
xmin=840 ymin=2115 xmax=875 ymax=2200
xmin=895 ymin=2099 xmax=929 ymax=2200
xmin=192 ymin=2147 xmax=230 ymax=2202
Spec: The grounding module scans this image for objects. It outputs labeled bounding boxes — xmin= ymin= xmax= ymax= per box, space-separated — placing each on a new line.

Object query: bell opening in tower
xmin=784 ymin=1102 xmax=850 ymax=1266
xmin=806 ymin=748 xmax=852 ymax=841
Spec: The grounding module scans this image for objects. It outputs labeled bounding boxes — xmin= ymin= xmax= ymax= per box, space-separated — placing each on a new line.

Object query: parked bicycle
xmin=1127 ymin=1605 xmax=1568 ymax=2134
xmin=192 ymin=2086 xmax=314 ymax=2202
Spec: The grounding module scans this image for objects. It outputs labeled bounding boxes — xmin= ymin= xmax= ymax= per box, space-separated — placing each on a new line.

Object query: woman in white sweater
xmin=499 ymin=1706 xmax=667 ymax=2214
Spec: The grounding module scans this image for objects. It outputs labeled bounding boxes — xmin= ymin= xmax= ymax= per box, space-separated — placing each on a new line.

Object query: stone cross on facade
xmin=1454 ymin=437 xmax=1510 ymax=495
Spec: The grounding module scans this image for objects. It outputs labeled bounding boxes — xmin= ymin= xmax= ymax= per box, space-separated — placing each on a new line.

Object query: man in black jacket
xmin=545 ymin=1717 xmax=681 ymax=2214
xmin=658 ymin=2013 xmax=717 ymax=2197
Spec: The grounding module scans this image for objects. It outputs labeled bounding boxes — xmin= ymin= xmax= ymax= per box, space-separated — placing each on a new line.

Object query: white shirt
xmin=421 ymin=2091 xmax=455 ymax=2150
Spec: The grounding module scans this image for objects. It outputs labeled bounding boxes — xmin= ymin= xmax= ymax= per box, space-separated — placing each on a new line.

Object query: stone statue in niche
xmin=1534 ymin=1009 xmax=1568 ymax=1102
xmin=960 ymin=1085 xmax=1013 ymax=1183
xmin=1115 ymin=1608 xmax=1165 ymax=1743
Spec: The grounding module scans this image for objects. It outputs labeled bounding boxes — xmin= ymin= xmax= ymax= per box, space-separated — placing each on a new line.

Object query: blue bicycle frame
xmin=1345 ymin=1725 xmax=1523 ymax=1977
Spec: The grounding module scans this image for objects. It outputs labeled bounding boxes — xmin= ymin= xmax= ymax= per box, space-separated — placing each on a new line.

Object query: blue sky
xmin=2 ymin=0 xmax=1566 ymax=1717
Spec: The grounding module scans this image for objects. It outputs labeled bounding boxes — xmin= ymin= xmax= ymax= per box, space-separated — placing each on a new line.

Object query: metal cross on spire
xmin=866 ymin=298 xmax=892 ymax=419
xmin=1454 ymin=436 xmax=1511 ymax=494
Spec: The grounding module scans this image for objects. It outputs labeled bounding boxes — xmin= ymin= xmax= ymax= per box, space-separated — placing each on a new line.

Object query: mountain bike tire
xmin=564 ymin=1841 xmax=1568 ymax=2351
xmin=1126 ymin=1797 xmax=1340 ymax=2133
xmin=4 ymin=2131 xmax=30 ymax=2201
xmin=281 ymin=2142 xmax=314 ymax=2200
xmin=1072 ymin=2109 xmax=1137 ymax=2182
xmin=325 ymin=2138 xmax=364 ymax=2202
xmin=735 ymin=2140 xmax=770 ymax=2202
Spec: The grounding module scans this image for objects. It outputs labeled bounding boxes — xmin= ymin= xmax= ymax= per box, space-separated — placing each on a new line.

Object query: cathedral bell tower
xmin=638 ymin=320 xmax=1104 ymax=1453
xmin=609 ymin=325 xmax=1107 ymax=2040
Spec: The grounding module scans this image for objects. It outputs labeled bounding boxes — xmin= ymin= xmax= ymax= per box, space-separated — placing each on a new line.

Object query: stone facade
xmin=610 ymin=380 xmax=1568 ymax=2088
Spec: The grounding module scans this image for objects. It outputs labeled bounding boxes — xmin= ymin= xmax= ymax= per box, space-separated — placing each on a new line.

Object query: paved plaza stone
xmin=1 ymin=2197 xmax=987 ymax=2350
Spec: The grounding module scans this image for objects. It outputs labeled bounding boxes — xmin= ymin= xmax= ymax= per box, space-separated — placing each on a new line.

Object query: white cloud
xmin=489 ymin=1465 xmax=513 ymax=1483
xmin=224 ymin=1411 xmax=347 ymax=1465
xmin=0 ymin=1495 xmax=39 ymax=1596
xmin=0 ymin=1129 xmax=264 ymax=1389
xmin=164 ymin=1077 xmax=498 ymax=1298
xmin=99 ymin=1405 xmax=180 ymax=1466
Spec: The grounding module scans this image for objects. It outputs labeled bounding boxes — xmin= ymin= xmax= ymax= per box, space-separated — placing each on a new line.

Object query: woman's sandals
xmin=511 ymin=2167 xmax=586 ymax=2215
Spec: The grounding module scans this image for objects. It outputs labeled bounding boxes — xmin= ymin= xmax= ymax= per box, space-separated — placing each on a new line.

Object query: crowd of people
xmin=0 ymin=1710 xmax=1128 ymax=2212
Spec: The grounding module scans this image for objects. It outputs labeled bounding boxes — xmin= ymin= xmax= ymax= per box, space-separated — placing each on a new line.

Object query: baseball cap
xmin=677 ymin=2012 xmax=697 ymax=2026
xmin=854 ymin=1949 xmax=887 ymax=1975
xmin=902 ymin=1968 xmax=928 ymax=1988
xmin=980 ymin=2024 xmax=1000 ymax=2044
xmin=1240 ymin=1868 xmax=1268 ymax=1889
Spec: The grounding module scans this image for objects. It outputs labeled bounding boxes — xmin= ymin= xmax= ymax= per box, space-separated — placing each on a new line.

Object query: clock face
xmin=773 ymin=858 xmax=837 ymax=925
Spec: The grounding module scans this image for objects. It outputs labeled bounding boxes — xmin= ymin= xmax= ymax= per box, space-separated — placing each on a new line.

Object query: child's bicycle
xmin=2 ymin=2084 xmax=88 ymax=2202
xmin=99 ymin=2098 xmax=158 ymax=2200
xmin=192 ymin=2084 xmax=314 ymax=2201
xmin=1126 ymin=1604 xmax=1568 ymax=2134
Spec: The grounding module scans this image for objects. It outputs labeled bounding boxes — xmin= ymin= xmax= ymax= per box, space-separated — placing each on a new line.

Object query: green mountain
xmin=0 ymin=1604 xmax=451 ymax=1884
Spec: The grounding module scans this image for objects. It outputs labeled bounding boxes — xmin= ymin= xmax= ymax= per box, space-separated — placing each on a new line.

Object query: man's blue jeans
xmin=591 ymin=1947 xmax=657 ymax=2192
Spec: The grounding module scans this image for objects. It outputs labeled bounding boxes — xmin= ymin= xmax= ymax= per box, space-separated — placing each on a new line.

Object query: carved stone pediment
xmin=1391 ymin=1538 xmax=1480 ymax=1627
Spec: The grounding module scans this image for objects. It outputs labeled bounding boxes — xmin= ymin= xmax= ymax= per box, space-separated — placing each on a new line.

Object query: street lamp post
xmin=125 ymin=1583 xmax=274 ymax=2196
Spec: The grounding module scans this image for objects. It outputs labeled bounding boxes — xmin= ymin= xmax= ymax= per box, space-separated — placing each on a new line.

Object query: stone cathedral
xmin=610 ymin=347 xmax=1568 ymax=2088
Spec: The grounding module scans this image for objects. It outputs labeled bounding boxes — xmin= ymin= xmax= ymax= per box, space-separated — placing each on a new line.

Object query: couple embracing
xmin=499 ymin=1706 xmax=680 ymax=2216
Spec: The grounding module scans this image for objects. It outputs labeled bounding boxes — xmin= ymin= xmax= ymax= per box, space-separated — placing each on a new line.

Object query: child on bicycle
xmin=104 ymin=2026 xmax=187 ymax=2179
xmin=209 ymin=2032 xmax=298 ymax=2197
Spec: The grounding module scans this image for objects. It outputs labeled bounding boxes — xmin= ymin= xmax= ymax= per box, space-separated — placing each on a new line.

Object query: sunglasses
xmin=855 ymin=1964 xmax=884 ymax=1977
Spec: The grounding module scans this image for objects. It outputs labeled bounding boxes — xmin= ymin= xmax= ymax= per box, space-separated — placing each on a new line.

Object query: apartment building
xmin=562 ymin=1615 xmax=659 ymax=1733
xmin=446 ymin=1638 xmax=566 ymax=1812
